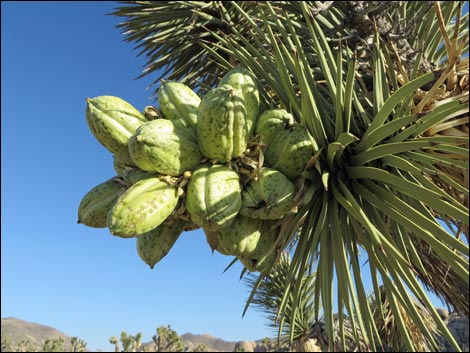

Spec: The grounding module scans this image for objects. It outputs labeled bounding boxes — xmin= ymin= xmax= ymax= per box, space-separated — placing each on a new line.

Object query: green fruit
xmin=78 ymin=176 xmax=126 ymax=228
xmin=239 ymin=248 xmax=277 ymax=273
xmin=136 ymin=218 xmax=187 ymax=269
xmin=219 ymin=67 xmax=259 ymax=134
xmin=197 ymin=85 xmax=250 ymax=162
xmin=240 ymin=167 xmax=295 ymax=220
xmin=255 ymin=108 xmax=295 ymax=145
xmin=128 ymin=119 xmax=202 ymax=176
xmin=185 ymin=164 xmax=242 ymax=231
xmin=216 ymin=216 xmax=278 ymax=257
xmin=264 ymin=123 xmax=314 ymax=179
xmin=122 ymin=168 xmax=158 ymax=186
xmin=107 ymin=177 xmax=180 ymax=237
xmin=86 ymin=96 xmax=147 ymax=153
xmin=158 ymin=81 xmax=200 ymax=130
xmin=113 ymin=148 xmax=137 ymax=177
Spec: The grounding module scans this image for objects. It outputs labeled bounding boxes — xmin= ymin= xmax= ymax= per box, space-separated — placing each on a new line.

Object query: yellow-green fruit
xmin=197 ymin=85 xmax=249 ymax=162
xmin=128 ymin=119 xmax=202 ymax=176
xmin=158 ymin=81 xmax=200 ymax=130
xmin=219 ymin=66 xmax=259 ymax=135
xmin=264 ymin=123 xmax=314 ymax=179
xmin=107 ymin=177 xmax=180 ymax=237
xmin=185 ymin=164 xmax=242 ymax=231
xmin=113 ymin=148 xmax=137 ymax=177
xmin=240 ymin=167 xmax=295 ymax=220
xmin=78 ymin=177 xmax=126 ymax=228
xmin=86 ymin=96 xmax=147 ymax=153
xmin=255 ymin=108 xmax=295 ymax=145
xmin=136 ymin=218 xmax=187 ymax=269
xmin=113 ymin=145 xmax=158 ymax=186
xmin=239 ymin=247 xmax=277 ymax=273
xmin=216 ymin=216 xmax=278 ymax=258
xmin=122 ymin=168 xmax=158 ymax=186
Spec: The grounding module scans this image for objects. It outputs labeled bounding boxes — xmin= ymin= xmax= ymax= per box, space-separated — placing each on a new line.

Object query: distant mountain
xmin=1 ymin=317 xmax=74 ymax=350
xmin=180 ymin=332 xmax=237 ymax=352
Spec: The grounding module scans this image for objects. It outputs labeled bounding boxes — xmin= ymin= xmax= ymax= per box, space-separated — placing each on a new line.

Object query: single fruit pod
xmin=128 ymin=119 xmax=202 ymax=177
xmin=122 ymin=168 xmax=158 ymax=186
xmin=86 ymin=96 xmax=147 ymax=153
xmin=136 ymin=218 xmax=187 ymax=269
xmin=113 ymin=148 xmax=137 ymax=177
xmin=185 ymin=164 xmax=242 ymax=231
xmin=240 ymin=167 xmax=295 ymax=220
xmin=219 ymin=67 xmax=259 ymax=135
xmin=78 ymin=176 xmax=126 ymax=228
xmin=238 ymin=247 xmax=277 ymax=273
xmin=255 ymin=108 xmax=295 ymax=146
xmin=158 ymin=81 xmax=200 ymax=130
xmin=238 ymin=223 xmax=279 ymax=273
xmin=107 ymin=177 xmax=180 ymax=237
xmin=216 ymin=216 xmax=278 ymax=258
xmin=264 ymin=123 xmax=314 ymax=179
xmin=197 ymin=85 xmax=249 ymax=162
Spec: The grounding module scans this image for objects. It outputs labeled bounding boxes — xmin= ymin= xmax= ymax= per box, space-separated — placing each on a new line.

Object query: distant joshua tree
xmin=109 ymin=336 xmax=120 ymax=352
xmin=71 ymin=337 xmax=87 ymax=352
xmin=1 ymin=332 xmax=13 ymax=352
xmin=109 ymin=331 xmax=143 ymax=352
xmin=152 ymin=325 xmax=184 ymax=352
xmin=42 ymin=337 xmax=65 ymax=352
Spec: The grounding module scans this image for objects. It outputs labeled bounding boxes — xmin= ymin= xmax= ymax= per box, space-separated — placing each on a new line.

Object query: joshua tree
xmin=152 ymin=325 xmax=184 ymax=352
xmin=17 ymin=339 xmax=39 ymax=352
xmin=109 ymin=336 xmax=120 ymax=352
xmin=112 ymin=2 xmax=469 ymax=351
xmin=243 ymin=252 xmax=321 ymax=351
xmin=109 ymin=331 xmax=143 ymax=352
xmin=1 ymin=332 xmax=13 ymax=352
xmin=133 ymin=332 xmax=142 ymax=352
xmin=42 ymin=337 xmax=65 ymax=352
xmin=71 ymin=337 xmax=87 ymax=352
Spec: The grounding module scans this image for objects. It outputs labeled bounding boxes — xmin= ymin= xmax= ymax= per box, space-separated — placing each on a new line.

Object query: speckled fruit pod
xmin=185 ymin=164 xmax=242 ymax=231
xmin=128 ymin=119 xmax=202 ymax=176
xmin=238 ymin=246 xmax=277 ymax=273
xmin=158 ymin=81 xmax=200 ymax=130
xmin=107 ymin=177 xmax=180 ymax=237
xmin=255 ymin=108 xmax=295 ymax=145
xmin=136 ymin=218 xmax=187 ymax=269
xmin=219 ymin=67 xmax=259 ymax=135
xmin=240 ymin=167 xmax=295 ymax=220
xmin=216 ymin=216 xmax=278 ymax=258
xmin=113 ymin=148 xmax=137 ymax=177
xmin=264 ymin=123 xmax=314 ymax=179
xmin=197 ymin=85 xmax=250 ymax=162
xmin=78 ymin=176 xmax=126 ymax=228
xmin=121 ymin=168 xmax=159 ymax=186
xmin=86 ymin=96 xmax=147 ymax=154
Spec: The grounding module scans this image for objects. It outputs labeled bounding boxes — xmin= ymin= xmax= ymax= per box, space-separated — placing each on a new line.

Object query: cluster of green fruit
xmin=78 ymin=67 xmax=315 ymax=272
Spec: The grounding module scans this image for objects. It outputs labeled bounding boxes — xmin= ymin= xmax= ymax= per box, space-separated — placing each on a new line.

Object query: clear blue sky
xmin=1 ymin=1 xmax=465 ymax=352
